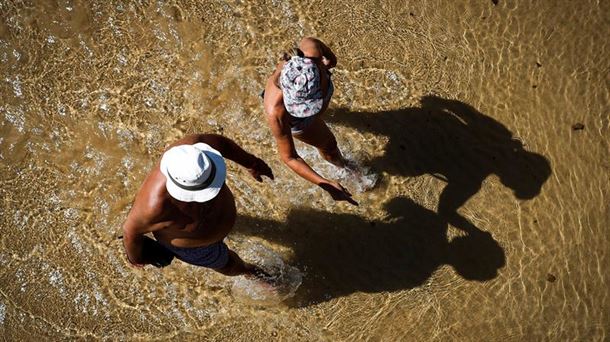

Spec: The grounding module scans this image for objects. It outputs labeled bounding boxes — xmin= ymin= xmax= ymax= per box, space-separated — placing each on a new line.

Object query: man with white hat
xmin=122 ymin=133 xmax=274 ymax=279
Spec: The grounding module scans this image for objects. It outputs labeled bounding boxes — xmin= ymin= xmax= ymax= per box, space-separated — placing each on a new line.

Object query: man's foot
xmin=244 ymin=264 xmax=276 ymax=282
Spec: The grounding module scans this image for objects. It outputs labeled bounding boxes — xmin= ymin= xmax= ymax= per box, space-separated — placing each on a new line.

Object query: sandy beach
xmin=0 ymin=0 xmax=608 ymax=340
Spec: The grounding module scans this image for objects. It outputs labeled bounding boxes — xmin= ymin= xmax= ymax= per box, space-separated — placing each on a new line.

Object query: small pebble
xmin=546 ymin=273 xmax=556 ymax=282
xmin=572 ymin=123 xmax=584 ymax=131
xmin=536 ymin=62 xmax=542 ymax=68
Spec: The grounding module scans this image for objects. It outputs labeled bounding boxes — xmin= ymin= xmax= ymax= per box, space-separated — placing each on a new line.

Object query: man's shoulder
xmin=133 ymin=170 xmax=170 ymax=221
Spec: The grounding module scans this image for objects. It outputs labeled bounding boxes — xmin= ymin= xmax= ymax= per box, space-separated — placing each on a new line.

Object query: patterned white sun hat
xmin=280 ymin=56 xmax=323 ymax=118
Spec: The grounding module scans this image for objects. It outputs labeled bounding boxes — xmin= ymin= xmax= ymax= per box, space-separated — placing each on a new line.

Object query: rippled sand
xmin=0 ymin=0 xmax=608 ymax=340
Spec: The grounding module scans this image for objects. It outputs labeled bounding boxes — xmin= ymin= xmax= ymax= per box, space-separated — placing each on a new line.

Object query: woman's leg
xmin=293 ymin=117 xmax=345 ymax=167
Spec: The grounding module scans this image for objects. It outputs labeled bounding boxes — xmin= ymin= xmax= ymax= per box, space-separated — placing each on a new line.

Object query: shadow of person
xmin=326 ymin=96 xmax=552 ymax=232
xmin=236 ymin=197 xmax=505 ymax=307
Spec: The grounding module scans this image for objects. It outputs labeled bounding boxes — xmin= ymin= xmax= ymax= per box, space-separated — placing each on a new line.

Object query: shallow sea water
xmin=0 ymin=0 xmax=608 ymax=340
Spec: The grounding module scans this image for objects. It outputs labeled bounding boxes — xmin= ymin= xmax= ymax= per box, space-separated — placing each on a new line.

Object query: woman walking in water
xmin=263 ymin=37 xmax=357 ymax=205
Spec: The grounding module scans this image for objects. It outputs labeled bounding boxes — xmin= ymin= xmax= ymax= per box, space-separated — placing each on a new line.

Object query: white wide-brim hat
xmin=160 ymin=143 xmax=227 ymax=203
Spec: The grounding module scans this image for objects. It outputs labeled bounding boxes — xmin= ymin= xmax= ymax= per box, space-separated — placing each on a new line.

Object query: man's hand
xmin=248 ymin=157 xmax=274 ymax=182
xmin=121 ymin=235 xmax=174 ymax=268
xmin=319 ymin=181 xmax=358 ymax=206
xmin=124 ymin=247 xmax=145 ymax=268
xmin=119 ymin=235 xmax=146 ymax=268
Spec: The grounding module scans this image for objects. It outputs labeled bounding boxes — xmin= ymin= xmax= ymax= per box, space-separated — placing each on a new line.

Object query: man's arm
xmin=122 ymin=198 xmax=168 ymax=266
xmin=196 ymin=133 xmax=274 ymax=182
xmin=123 ymin=220 xmax=146 ymax=267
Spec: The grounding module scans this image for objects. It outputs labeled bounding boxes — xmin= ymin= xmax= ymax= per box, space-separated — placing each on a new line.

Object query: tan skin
xmin=263 ymin=37 xmax=358 ymax=205
xmin=122 ymin=134 xmax=274 ymax=278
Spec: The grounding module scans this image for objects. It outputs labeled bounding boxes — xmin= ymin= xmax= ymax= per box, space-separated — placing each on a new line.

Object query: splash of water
xmin=231 ymin=244 xmax=302 ymax=305
xmin=0 ymin=301 xmax=5 ymax=325
xmin=297 ymin=144 xmax=380 ymax=193
xmin=331 ymin=158 xmax=380 ymax=194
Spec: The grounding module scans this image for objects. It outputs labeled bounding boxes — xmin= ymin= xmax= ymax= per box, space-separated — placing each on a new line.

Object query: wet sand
xmin=0 ymin=0 xmax=608 ymax=340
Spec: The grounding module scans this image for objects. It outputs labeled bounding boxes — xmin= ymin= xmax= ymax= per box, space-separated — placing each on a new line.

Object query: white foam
xmin=3 ymin=105 xmax=25 ymax=132
xmin=295 ymin=142 xmax=379 ymax=193
xmin=332 ymin=159 xmax=379 ymax=194
xmin=49 ymin=269 xmax=64 ymax=287
xmin=68 ymin=229 xmax=85 ymax=255
xmin=79 ymin=39 xmax=94 ymax=58
xmin=144 ymin=97 xmax=155 ymax=107
xmin=63 ymin=207 xmax=80 ymax=222
xmin=317 ymin=159 xmax=379 ymax=194
xmin=10 ymin=75 xmax=22 ymax=97
xmin=15 ymin=269 xmax=26 ymax=292
xmin=99 ymin=93 xmax=110 ymax=112
xmin=93 ymin=287 xmax=109 ymax=307
xmin=57 ymin=103 xmax=66 ymax=116
xmin=117 ymin=54 xmax=127 ymax=66
xmin=0 ymin=301 xmax=5 ymax=324
xmin=115 ymin=127 xmax=135 ymax=148
xmin=74 ymin=292 xmax=91 ymax=314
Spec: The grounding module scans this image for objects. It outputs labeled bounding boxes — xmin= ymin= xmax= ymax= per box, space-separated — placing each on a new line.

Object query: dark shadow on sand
xmin=235 ymin=96 xmax=551 ymax=307
xmin=328 ymin=95 xmax=552 ymax=233
xmin=236 ymin=197 xmax=505 ymax=307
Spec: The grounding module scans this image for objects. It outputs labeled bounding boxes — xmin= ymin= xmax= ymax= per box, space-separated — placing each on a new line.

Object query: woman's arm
xmin=265 ymin=109 xmax=327 ymax=185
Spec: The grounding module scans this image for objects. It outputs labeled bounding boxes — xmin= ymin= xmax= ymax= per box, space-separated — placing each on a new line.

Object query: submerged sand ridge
xmin=1 ymin=0 xmax=608 ymax=340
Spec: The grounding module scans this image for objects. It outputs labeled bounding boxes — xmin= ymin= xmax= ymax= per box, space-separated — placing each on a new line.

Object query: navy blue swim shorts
xmin=160 ymin=240 xmax=229 ymax=269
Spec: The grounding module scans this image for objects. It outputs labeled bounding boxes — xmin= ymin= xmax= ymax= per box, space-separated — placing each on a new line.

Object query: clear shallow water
xmin=0 ymin=0 xmax=608 ymax=340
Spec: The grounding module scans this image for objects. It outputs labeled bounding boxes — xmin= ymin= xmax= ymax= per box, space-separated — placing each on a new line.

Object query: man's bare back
xmin=122 ymin=133 xmax=273 ymax=277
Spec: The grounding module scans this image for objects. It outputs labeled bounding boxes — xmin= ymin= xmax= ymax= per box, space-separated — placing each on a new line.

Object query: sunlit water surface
xmin=0 ymin=0 xmax=608 ymax=340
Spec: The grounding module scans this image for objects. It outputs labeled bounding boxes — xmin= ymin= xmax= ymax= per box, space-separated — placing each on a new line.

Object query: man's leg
xmin=215 ymin=249 xmax=272 ymax=280
xmin=214 ymin=249 xmax=254 ymax=276
xmin=293 ymin=117 xmax=345 ymax=167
